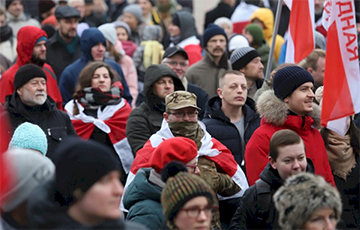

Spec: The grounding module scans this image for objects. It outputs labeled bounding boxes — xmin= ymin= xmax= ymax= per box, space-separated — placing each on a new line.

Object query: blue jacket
xmin=59 ymin=28 xmax=132 ymax=104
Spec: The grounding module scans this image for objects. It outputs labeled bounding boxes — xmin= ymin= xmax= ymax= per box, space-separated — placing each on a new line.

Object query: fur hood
xmin=256 ymin=90 xmax=321 ymax=128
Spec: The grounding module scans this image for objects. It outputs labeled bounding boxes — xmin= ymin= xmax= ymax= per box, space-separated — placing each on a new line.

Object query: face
xmin=17 ymin=77 xmax=47 ymax=106
xmin=91 ymin=67 xmax=112 ymax=92
xmin=121 ymin=12 xmax=138 ymax=30
xmin=138 ymin=0 xmax=153 ymax=16
xmin=186 ymin=158 xmax=200 ymax=175
xmin=71 ymin=171 xmax=123 ymax=225
xmin=164 ymin=107 xmax=198 ymax=123
xmin=168 ymin=23 xmax=181 ymax=37
xmin=174 ymin=197 xmax=212 ymax=230
xmin=284 ymin=82 xmax=315 ymax=116
xmin=206 ymin=35 xmax=227 ymax=58
xmin=270 ymin=142 xmax=307 ymax=180
xmin=0 ymin=14 xmax=6 ymax=26
xmin=31 ymin=41 xmax=47 ymax=65
xmin=58 ymin=18 xmax=79 ymax=40
xmin=304 ymin=208 xmax=337 ymax=230
xmin=240 ymin=57 xmax=264 ymax=80
xmin=116 ymin=27 xmax=129 ymax=42
xmin=314 ymin=0 xmax=324 ymax=14
xmin=309 ymin=57 xmax=325 ymax=86
xmin=252 ymin=18 xmax=265 ymax=29
xmin=219 ymin=24 xmax=232 ymax=39
xmin=243 ymin=30 xmax=253 ymax=43
xmin=152 ymin=76 xmax=175 ymax=99
xmin=69 ymin=1 xmax=85 ymax=18
xmin=218 ymin=73 xmax=247 ymax=108
xmin=164 ymin=54 xmax=188 ymax=80
xmin=7 ymin=0 xmax=23 ymax=17
xmin=91 ymin=43 xmax=106 ymax=61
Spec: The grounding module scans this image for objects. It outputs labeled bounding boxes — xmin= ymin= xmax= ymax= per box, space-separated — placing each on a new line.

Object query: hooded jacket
xmin=0 ymin=26 xmax=63 ymax=109
xmin=203 ymin=96 xmax=260 ymax=168
xmin=245 ymin=90 xmax=335 ymax=186
xmin=250 ymin=8 xmax=284 ymax=63
xmin=126 ymin=65 xmax=184 ymax=155
xmin=59 ymin=28 xmax=132 ymax=105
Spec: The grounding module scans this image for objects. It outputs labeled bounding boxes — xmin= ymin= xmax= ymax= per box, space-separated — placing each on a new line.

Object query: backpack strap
xmin=43 ymin=66 xmax=57 ymax=82
xmin=255 ymin=179 xmax=272 ymax=225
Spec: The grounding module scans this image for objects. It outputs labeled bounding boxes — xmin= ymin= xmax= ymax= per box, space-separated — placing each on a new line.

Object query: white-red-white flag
xmin=321 ymin=0 xmax=360 ymax=136
xmin=284 ymin=0 xmax=315 ymax=64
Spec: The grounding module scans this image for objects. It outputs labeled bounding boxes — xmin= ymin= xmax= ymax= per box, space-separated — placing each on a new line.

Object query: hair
xmin=299 ymin=49 xmax=326 ymax=71
xmin=107 ymin=42 xmax=123 ymax=63
xmin=269 ymin=129 xmax=304 ymax=160
xmin=72 ymin=61 xmax=120 ymax=114
xmin=219 ymin=70 xmax=245 ymax=88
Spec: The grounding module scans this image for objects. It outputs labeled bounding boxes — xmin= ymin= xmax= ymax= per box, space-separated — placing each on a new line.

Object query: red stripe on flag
xmin=289 ymin=0 xmax=314 ymax=63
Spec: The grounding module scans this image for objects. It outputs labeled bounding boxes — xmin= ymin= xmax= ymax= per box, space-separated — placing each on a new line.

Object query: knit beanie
xmin=228 ymin=34 xmax=249 ymax=52
xmin=150 ymin=137 xmax=198 ymax=173
xmin=230 ymin=47 xmax=260 ymax=70
xmin=0 ymin=148 xmax=55 ymax=212
xmin=98 ymin=23 xmax=117 ymax=45
xmin=5 ymin=0 xmax=22 ymax=9
xmin=52 ymin=137 xmax=120 ymax=207
xmin=8 ymin=122 xmax=48 ymax=155
xmin=273 ymin=172 xmax=342 ymax=230
xmin=123 ymin=4 xmax=143 ymax=23
xmin=203 ymin=23 xmax=228 ymax=47
xmin=272 ymin=65 xmax=314 ymax=100
xmin=244 ymin=23 xmax=264 ymax=47
xmin=161 ymin=171 xmax=216 ymax=225
xmin=214 ymin=17 xmax=233 ymax=33
xmin=314 ymin=31 xmax=326 ymax=50
xmin=38 ymin=0 xmax=56 ymax=15
xmin=114 ymin=21 xmax=131 ymax=36
xmin=14 ymin=64 xmax=47 ymax=90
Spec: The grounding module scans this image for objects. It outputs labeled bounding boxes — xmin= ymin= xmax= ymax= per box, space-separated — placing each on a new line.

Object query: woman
xmin=273 ymin=172 xmax=342 ymax=230
xmin=65 ymin=61 xmax=133 ymax=184
xmin=114 ymin=21 xmax=138 ymax=57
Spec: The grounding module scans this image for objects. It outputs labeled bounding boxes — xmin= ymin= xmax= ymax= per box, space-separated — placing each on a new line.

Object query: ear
xmin=16 ymin=88 xmax=23 ymax=96
xmin=283 ymin=96 xmax=290 ymax=103
xmin=269 ymin=156 xmax=277 ymax=170
xmin=163 ymin=112 xmax=169 ymax=122
xmin=217 ymin=88 xmax=223 ymax=99
xmin=239 ymin=67 xmax=245 ymax=73
xmin=307 ymin=67 xmax=314 ymax=74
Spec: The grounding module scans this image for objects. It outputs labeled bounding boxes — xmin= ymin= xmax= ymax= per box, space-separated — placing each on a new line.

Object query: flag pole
xmin=265 ymin=0 xmax=283 ymax=80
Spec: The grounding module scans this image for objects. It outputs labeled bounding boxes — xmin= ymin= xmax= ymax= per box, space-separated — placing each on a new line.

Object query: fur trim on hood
xmin=256 ymin=90 xmax=321 ymax=128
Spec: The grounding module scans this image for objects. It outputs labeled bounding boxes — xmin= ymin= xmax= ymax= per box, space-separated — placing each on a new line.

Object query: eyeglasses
xmin=167 ymin=111 xmax=199 ymax=118
xmin=164 ymin=61 xmax=188 ymax=67
xmin=180 ymin=205 xmax=218 ymax=218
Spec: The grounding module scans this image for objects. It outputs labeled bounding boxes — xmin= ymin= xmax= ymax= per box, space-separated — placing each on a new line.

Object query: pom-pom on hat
xmin=203 ymin=23 xmax=228 ymax=47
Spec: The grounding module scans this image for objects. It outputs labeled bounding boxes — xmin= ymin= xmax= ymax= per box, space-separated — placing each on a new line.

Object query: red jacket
xmin=0 ymin=26 xmax=63 ymax=109
xmin=245 ymin=90 xmax=335 ymax=186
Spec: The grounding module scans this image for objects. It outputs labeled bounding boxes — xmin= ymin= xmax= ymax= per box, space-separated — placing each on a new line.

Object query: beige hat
xmin=165 ymin=91 xmax=200 ymax=111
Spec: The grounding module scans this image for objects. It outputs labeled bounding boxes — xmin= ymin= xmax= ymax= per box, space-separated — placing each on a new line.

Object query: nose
xmin=37 ymin=82 xmax=46 ymax=91
xmin=164 ymin=81 xmax=171 ymax=89
xmin=113 ymin=179 xmax=124 ymax=197
xmin=324 ymin=217 xmax=336 ymax=230
xmin=182 ymin=112 xmax=192 ymax=121
xmin=308 ymin=89 xmax=315 ymax=98
xmin=99 ymin=76 xmax=105 ymax=82
xmin=259 ymin=62 xmax=264 ymax=69
xmin=292 ymin=160 xmax=300 ymax=170
xmin=197 ymin=209 xmax=208 ymax=221
xmin=194 ymin=166 xmax=201 ymax=175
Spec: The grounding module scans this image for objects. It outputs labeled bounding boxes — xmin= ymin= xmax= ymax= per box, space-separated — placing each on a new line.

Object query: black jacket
xmin=204 ymin=2 xmax=234 ymax=30
xmin=229 ymin=160 xmax=315 ymax=230
xmin=202 ymin=96 xmax=260 ymax=168
xmin=4 ymin=93 xmax=76 ymax=158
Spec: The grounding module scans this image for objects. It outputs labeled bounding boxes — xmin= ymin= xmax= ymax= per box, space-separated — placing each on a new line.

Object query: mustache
xmin=35 ymin=92 xmax=46 ymax=96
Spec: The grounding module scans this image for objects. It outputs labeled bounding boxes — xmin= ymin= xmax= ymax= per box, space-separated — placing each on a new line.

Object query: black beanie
xmin=14 ymin=64 xmax=47 ymax=90
xmin=273 ymin=66 xmax=315 ymax=100
xmin=52 ymin=137 xmax=120 ymax=207
xmin=203 ymin=23 xmax=228 ymax=47
xmin=230 ymin=47 xmax=260 ymax=70
xmin=6 ymin=0 xmax=22 ymax=9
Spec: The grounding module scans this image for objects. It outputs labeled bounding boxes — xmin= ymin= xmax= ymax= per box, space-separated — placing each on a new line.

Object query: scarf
xmin=168 ymin=121 xmax=204 ymax=150
xmin=326 ymin=130 xmax=355 ymax=180
xmin=77 ymin=84 xmax=122 ymax=110
xmin=56 ymin=31 xmax=79 ymax=56
xmin=169 ymin=35 xmax=181 ymax=45
xmin=0 ymin=25 xmax=13 ymax=43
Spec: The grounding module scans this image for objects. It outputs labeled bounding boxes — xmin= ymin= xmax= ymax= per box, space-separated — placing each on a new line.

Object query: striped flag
xmin=284 ymin=0 xmax=315 ymax=64
xmin=321 ymin=0 xmax=360 ymax=135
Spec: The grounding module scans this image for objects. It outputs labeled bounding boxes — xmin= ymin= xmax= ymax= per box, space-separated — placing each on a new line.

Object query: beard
xmin=30 ymin=54 xmax=46 ymax=67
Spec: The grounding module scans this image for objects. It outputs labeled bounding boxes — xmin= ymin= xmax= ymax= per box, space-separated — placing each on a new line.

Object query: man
xmin=46 ymin=5 xmax=82 ymax=79
xmin=203 ymin=70 xmax=260 ymax=170
xmin=230 ymin=46 xmax=264 ymax=100
xmin=162 ymin=46 xmax=209 ymax=119
xmin=5 ymin=0 xmax=40 ymax=36
xmin=204 ymin=0 xmax=236 ymax=30
xmin=126 ymin=64 xmax=184 ymax=155
xmin=299 ymin=49 xmax=326 ymax=92
xmin=187 ymin=23 xmax=231 ymax=98
xmin=3 ymin=64 xmax=76 ymax=158
xmin=245 ymin=65 xmax=335 ymax=186
xmin=0 ymin=26 xmax=63 ymax=109
xmin=230 ymin=129 xmax=315 ymax=229
xmin=59 ymin=27 xmax=131 ymax=104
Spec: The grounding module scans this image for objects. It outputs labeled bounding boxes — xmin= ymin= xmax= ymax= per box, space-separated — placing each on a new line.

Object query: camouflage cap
xmin=165 ymin=91 xmax=200 ymax=111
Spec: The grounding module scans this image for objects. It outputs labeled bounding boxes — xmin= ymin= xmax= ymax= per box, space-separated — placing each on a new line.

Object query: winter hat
xmin=0 ymin=148 xmax=55 ymax=212
xmin=214 ymin=17 xmax=233 ymax=33
xmin=123 ymin=4 xmax=143 ymax=23
xmin=36 ymin=36 xmax=48 ymax=44
xmin=273 ymin=172 xmax=342 ymax=230
xmin=52 ymin=137 xmax=120 ymax=207
xmin=114 ymin=21 xmax=131 ymax=36
xmin=203 ymin=23 xmax=228 ymax=47
xmin=230 ymin=47 xmax=260 ymax=70
xmin=161 ymin=168 xmax=216 ymax=225
xmin=314 ymin=31 xmax=326 ymax=50
xmin=244 ymin=23 xmax=264 ymax=47
xmin=14 ymin=64 xmax=47 ymax=90
xmin=228 ymin=34 xmax=249 ymax=52
xmin=5 ymin=0 xmax=22 ymax=9
xmin=272 ymin=65 xmax=314 ymax=100
xmin=8 ymin=122 xmax=48 ymax=155
xmin=150 ymin=137 xmax=198 ymax=173
xmin=38 ymin=0 xmax=56 ymax=15
xmin=171 ymin=13 xmax=181 ymax=28
xmin=98 ymin=23 xmax=117 ymax=45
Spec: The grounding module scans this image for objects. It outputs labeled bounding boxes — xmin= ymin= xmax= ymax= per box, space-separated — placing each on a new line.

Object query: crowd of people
xmin=0 ymin=0 xmax=359 ymax=229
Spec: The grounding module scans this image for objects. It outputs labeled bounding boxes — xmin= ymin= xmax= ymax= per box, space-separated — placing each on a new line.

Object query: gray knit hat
xmin=0 ymin=148 xmax=55 ymax=212
xmin=273 ymin=172 xmax=342 ymax=230
xmin=98 ymin=23 xmax=117 ymax=45
xmin=230 ymin=47 xmax=260 ymax=70
xmin=123 ymin=4 xmax=143 ymax=23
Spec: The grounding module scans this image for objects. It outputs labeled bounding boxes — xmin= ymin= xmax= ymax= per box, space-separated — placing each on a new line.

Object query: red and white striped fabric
xmin=284 ymin=0 xmax=315 ymax=64
xmin=230 ymin=1 xmax=258 ymax=34
xmin=321 ymin=0 xmax=360 ymax=136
